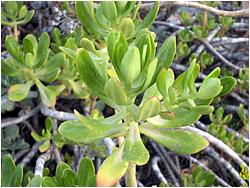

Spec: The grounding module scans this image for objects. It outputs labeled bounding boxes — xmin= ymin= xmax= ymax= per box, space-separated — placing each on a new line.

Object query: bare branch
xmin=40 ymin=104 xmax=76 ymax=121
xmin=194 ymin=26 xmax=221 ymax=56
xmin=173 ymin=1 xmax=249 ymax=17
xmin=141 ymin=2 xmax=249 ymax=17
xmin=200 ymin=39 xmax=241 ymax=70
xmin=211 ymin=37 xmax=249 ymax=46
xmin=13 ymin=148 xmax=30 ymax=162
xmin=204 ymin=146 xmax=246 ymax=186
xmin=150 ymin=141 xmax=180 ymax=186
xmin=2 ymin=104 xmax=42 ymax=128
xmin=189 ymin=156 xmax=231 ymax=187
xmin=183 ymin=126 xmax=248 ymax=169
xmin=35 ymin=148 xmax=52 ymax=177
xmin=229 ymin=93 xmax=248 ymax=105
xmin=21 ymin=142 xmax=43 ymax=167
xmin=152 ymin=156 xmax=169 ymax=186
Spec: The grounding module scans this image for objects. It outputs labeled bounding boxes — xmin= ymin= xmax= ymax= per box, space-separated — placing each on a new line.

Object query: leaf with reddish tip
xmin=96 ymin=144 xmax=128 ymax=187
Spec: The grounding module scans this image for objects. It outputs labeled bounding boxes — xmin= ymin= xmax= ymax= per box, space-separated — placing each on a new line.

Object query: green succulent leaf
xmin=217 ymin=76 xmax=237 ymax=97
xmin=42 ymin=177 xmax=57 ymax=187
xmin=5 ymin=35 xmax=24 ymax=63
xmin=58 ymin=113 xmax=128 ymax=143
xmin=119 ymin=18 xmax=135 ymax=38
xmin=36 ymin=52 xmax=65 ymax=82
xmin=147 ymin=107 xmax=203 ymax=128
xmin=156 ymin=68 xmax=175 ymax=97
xmin=122 ymin=122 xmax=149 ymax=165
xmin=80 ymin=38 xmax=97 ymax=54
xmin=119 ymin=46 xmax=141 ymax=85
xmin=35 ymin=80 xmax=56 ymax=107
xmin=9 ymin=164 xmax=23 ymax=187
xmin=198 ymin=78 xmax=222 ymax=99
xmin=18 ymin=5 xmax=27 ymax=19
xmin=55 ymin=162 xmax=71 ymax=186
xmin=23 ymin=34 xmax=37 ymax=56
xmin=62 ymin=169 xmax=77 ymax=186
xmin=47 ymin=85 xmax=65 ymax=97
xmin=139 ymin=124 xmax=209 ymax=154
xmin=76 ymin=48 xmax=106 ymax=97
xmin=2 ymin=57 xmax=19 ymax=76
xmin=101 ymin=1 xmax=118 ymax=24
xmin=156 ymin=36 xmax=176 ymax=74
xmin=104 ymin=78 xmax=127 ymax=106
xmin=76 ymin=1 xmax=108 ymax=36
xmin=28 ymin=176 xmax=42 ymax=187
xmin=139 ymin=96 xmax=161 ymax=121
xmin=16 ymin=10 xmax=34 ymax=25
xmin=134 ymin=1 xmax=159 ymax=36
xmin=1 ymin=154 xmax=16 ymax=186
xmin=77 ymin=157 xmax=96 ymax=187
xmin=8 ymin=81 xmax=34 ymax=101
xmin=96 ymin=144 xmax=129 ymax=187
xmin=33 ymin=32 xmax=50 ymax=69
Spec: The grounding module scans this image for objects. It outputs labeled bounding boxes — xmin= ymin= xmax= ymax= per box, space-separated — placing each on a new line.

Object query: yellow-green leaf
xmin=8 ymin=81 xmax=34 ymax=101
xmin=96 ymin=144 xmax=128 ymax=187
xmin=139 ymin=124 xmax=209 ymax=154
xmin=139 ymin=96 xmax=161 ymax=121
xmin=122 ymin=122 xmax=149 ymax=165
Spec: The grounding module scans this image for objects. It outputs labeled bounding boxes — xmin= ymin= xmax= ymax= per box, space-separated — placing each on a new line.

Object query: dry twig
xmin=152 ymin=156 xmax=169 ymax=186
xmin=2 ymin=104 xmax=42 ymax=128
xmin=183 ymin=126 xmax=248 ymax=169
xmin=204 ymin=146 xmax=246 ymax=186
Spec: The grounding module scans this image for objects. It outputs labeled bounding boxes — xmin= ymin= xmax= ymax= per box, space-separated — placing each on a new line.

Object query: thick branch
xmin=183 ymin=126 xmax=248 ymax=169
xmin=34 ymin=149 xmax=52 ymax=177
xmin=173 ymin=1 xmax=249 ymax=17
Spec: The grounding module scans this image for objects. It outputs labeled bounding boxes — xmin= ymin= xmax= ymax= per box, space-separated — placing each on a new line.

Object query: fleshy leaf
xmin=78 ymin=157 xmax=96 ymax=187
xmin=156 ymin=36 xmax=176 ymax=73
xmin=9 ymin=164 xmax=23 ymax=187
xmin=8 ymin=81 xmax=33 ymax=101
xmin=139 ymin=124 xmax=209 ymax=154
xmin=104 ymin=78 xmax=127 ymax=106
xmin=156 ymin=68 xmax=175 ymax=97
xmin=96 ymin=144 xmax=129 ymax=187
xmin=147 ymin=107 xmax=203 ymax=128
xmin=36 ymin=52 xmax=65 ymax=82
xmin=58 ymin=115 xmax=128 ymax=143
xmin=34 ymin=32 xmax=50 ymax=68
xmin=120 ymin=46 xmax=141 ymax=85
xmin=1 ymin=154 xmax=16 ymax=186
xmin=139 ymin=96 xmax=161 ymax=121
xmin=101 ymin=1 xmax=117 ymax=24
xmin=76 ymin=48 xmax=106 ymax=96
xmin=122 ymin=122 xmax=149 ymax=165
xmin=198 ymin=78 xmax=222 ymax=99
xmin=35 ymin=80 xmax=56 ymax=107
xmin=217 ymin=76 xmax=237 ymax=97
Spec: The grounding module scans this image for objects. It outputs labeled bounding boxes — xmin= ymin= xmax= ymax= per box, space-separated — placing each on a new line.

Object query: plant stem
xmin=13 ymin=24 xmax=18 ymax=41
xmin=126 ymin=163 xmax=137 ymax=187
